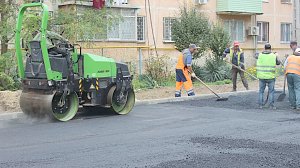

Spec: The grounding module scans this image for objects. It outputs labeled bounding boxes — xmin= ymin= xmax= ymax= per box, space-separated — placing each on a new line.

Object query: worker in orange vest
xmin=175 ymin=44 xmax=198 ymax=97
xmin=285 ymin=48 xmax=300 ymax=110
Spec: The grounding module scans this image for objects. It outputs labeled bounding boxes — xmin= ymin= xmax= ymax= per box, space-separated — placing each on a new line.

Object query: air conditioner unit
xmin=195 ymin=0 xmax=208 ymax=5
xmin=248 ymin=26 xmax=259 ymax=36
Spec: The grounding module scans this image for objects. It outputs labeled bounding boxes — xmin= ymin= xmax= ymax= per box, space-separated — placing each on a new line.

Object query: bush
xmin=132 ymin=75 xmax=157 ymax=90
xmin=202 ymin=60 xmax=231 ymax=82
xmin=245 ymin=66 xmax=257 ymax=80
xmin=193 ymin=59 xmax=231 ymax=83
xmin=144 ymin=55 xmax=174 ymax=86
xmin=0 ymin=52 xmax=20 ymax=91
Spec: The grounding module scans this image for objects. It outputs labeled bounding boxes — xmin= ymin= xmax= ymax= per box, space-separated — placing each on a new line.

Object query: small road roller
xmin=15 ymin=2 xmax=135 ymax=121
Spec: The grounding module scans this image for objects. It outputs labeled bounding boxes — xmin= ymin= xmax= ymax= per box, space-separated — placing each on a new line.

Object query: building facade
xmin=19 ymin=0 xmax=300 ymax=66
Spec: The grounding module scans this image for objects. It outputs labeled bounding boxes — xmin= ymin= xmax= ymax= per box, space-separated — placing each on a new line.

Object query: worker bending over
xmin=256 ymin=43 xmax=281 ymax=109
xmin=175 ymin=44 xmax=198 ymax=97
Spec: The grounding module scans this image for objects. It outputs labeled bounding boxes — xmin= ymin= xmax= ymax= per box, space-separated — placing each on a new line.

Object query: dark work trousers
xmin=232 ymin=67 xmax=249 ymax=90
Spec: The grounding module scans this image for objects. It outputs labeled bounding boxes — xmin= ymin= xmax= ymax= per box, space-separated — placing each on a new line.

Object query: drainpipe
xmin=293 ymin=0 xmax=297 ymax=41
xmin=252 ymin=14 xmax=257 ymax=56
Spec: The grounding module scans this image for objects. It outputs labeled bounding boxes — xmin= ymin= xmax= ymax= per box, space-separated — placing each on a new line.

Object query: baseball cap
xmin=290 ymin=41 xmax=297 ymax=45
xmin=264 ymin=43 xmax=271 ymax=49
xmin=233 ymin=41 xmax=240 ymax=47
xmin=189 ymin=44 xmax=200 ymax=49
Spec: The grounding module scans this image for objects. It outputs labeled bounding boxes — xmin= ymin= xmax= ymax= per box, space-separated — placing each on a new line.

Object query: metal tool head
xmin=216 ymin=97 xmax=229 ymax=101
xmin=277 ymin=93 xmax=286 ymax=102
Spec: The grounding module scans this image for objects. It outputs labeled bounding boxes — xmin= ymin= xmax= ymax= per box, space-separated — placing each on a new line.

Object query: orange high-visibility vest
xmin=176 ymin=53 xmax=186 ymax=70
xmin=286 ymin=55 xmax=300 ymax=76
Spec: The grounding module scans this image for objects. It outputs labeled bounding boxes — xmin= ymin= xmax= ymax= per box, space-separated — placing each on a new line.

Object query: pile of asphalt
xmin=152 ymin=136 xmax=300 ymax=168
xmin=172 ymin=91 xmax=291 ymax=111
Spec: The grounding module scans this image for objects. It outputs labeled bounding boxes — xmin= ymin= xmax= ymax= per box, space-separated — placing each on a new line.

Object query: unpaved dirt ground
xmin=0 ymin=90 xmax=21 ymax=113
xmin=136 ymin=76 xmax=285 ymax=100
xmin=0 ymin=76 xmax=285 ymax=113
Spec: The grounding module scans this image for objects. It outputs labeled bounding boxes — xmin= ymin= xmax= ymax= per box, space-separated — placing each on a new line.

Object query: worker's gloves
xmin=191 ymin=73 xmax=196 ymax=78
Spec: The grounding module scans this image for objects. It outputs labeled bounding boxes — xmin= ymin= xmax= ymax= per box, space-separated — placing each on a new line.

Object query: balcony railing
xmin=58 ymin=0 xmax=129 ymax=7
xmin=216 ymin=0 xmax=263 ymax=15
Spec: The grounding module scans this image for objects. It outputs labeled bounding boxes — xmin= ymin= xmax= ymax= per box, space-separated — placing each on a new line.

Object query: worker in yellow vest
xmin=285 ymin=48 xmax=300 ymax=110
xmin=256 ymin=43 xmax=281 ymax=109
xmin=175 ymin=44 xmax=198 ymax=97
xmin=223 ymin=41 xmax=249 ymax=92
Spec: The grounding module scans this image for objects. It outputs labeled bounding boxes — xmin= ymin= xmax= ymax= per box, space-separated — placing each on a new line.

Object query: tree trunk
xmin=1 ymin=38 xmax=8 ymax=55
xmin=0 ymin=0 xmax=9 ymax=55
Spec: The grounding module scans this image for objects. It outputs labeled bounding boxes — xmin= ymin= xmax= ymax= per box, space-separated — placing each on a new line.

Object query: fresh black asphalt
xmin=0 ymin=91 xmax=300 ymax=168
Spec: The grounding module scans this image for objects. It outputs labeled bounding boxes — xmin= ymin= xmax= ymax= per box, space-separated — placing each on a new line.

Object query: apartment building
xmin=16 ymin=0 xmax=300 ymax=66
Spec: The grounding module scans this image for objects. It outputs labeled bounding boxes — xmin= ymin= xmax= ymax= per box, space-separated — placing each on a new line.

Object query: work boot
xmin=246 ymin=87 xmax=249 ymax=90
xmin=231 ymin=89 xmax=237 ymax=92
xmin=188 ymin=92 xmax=195 ymax=96
xmin=175 ymin=94 xmax=181 ymax=97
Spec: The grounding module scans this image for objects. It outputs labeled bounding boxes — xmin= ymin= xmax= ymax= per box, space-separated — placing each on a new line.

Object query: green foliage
xmin=0 ymin=52 xmax=21 ymax=91
xmin=193 ymin=59 xmax=231 ymax=83
xmin=52 ymin=6 xmax=119 ymax=43
xmin=133 ymin=75 xmax=158 ymax=90
xmin=245 ymin=66 xmax=257 ymax=80
xmin=133 ymin=55 xmax=175 ymax=90
xmin=172 ymin=7 xmax=211 ymax=58
xmin=145 ymin=55 xmax=174 ymax=86
xmin=209 ymin=24 xmax=231 ymax=61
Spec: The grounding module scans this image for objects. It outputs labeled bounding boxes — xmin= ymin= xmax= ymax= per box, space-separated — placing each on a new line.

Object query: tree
xmin=172 ymin=7 xmax=211 ymax=58
xmin=0 ymin=0 xmax=18 ymax=54
xmin=52 ymin=6 xmax=119 ymax=44
xmin=0 ymin=0 xmax=119 ymax=90
xmin=209 ymin=24 xmax=231 ymax=62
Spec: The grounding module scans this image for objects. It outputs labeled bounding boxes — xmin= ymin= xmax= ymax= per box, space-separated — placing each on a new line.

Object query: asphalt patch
xmin=152 ymin=136 xmax=300 ymax=168
xmin=172 ymin=92 xmax=291 ymax=111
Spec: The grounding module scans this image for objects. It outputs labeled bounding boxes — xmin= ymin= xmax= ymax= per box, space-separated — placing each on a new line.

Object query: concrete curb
xmin=135 ymin=89 xmax=258 ymax=106
xmin=0 ymin=112 xmax=23 ymax=120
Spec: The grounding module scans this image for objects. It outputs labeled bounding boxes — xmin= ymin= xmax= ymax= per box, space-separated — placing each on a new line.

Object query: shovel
xmin=194 ymin=75 xmax=228 ymax=101
xmin=277 ymin=76 xmax=286 ymax=101
xmin=225 ymin=61 xmax=259 ymax=80
xmin=225 ymin=60 xmax=270 ymax=105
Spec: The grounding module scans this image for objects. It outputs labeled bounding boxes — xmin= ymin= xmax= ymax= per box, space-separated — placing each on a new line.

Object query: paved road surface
xmin=1 ymin=92 xmax=300 ymax=168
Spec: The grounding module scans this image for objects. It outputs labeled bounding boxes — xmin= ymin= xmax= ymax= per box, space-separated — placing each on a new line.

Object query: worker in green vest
xmin=256 ymin=43 xmax=281 ymax=109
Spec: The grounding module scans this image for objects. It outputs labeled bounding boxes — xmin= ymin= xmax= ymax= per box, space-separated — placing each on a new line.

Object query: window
xmin=137 ymin=16 xmax=145 ymax=41
xmin=163 ymin=17 xmax=176 ymax=42
xmin=224 ymin=20 xmax=244 ymax=42
xmin=108 ymin=8 xmax=137 ymax=41
xmin=281 ymin=0 xmax=292 ymax=3
xmin=257 ymin=22 xmax=269 ymax=42
xmin=281 ymin=23 xmax=292 ymax=43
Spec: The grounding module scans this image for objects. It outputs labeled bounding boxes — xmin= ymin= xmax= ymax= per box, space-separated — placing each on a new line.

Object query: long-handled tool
xmin=194 ymin=75 xmax=228 ymax=101
xmin=225 ymin=60 xmax=259 ymax=80
xmin=277 ymin=76 xmax=286 ymax=101
xmin=225 ymin=60 xmax=269 ymax=105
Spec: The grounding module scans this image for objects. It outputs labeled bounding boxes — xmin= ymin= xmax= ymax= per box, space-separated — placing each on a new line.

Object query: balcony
xmin=58 ymin=0 xmax=129 ymax=7
xmin=216 ymin=0 xmax=263 ymax=15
